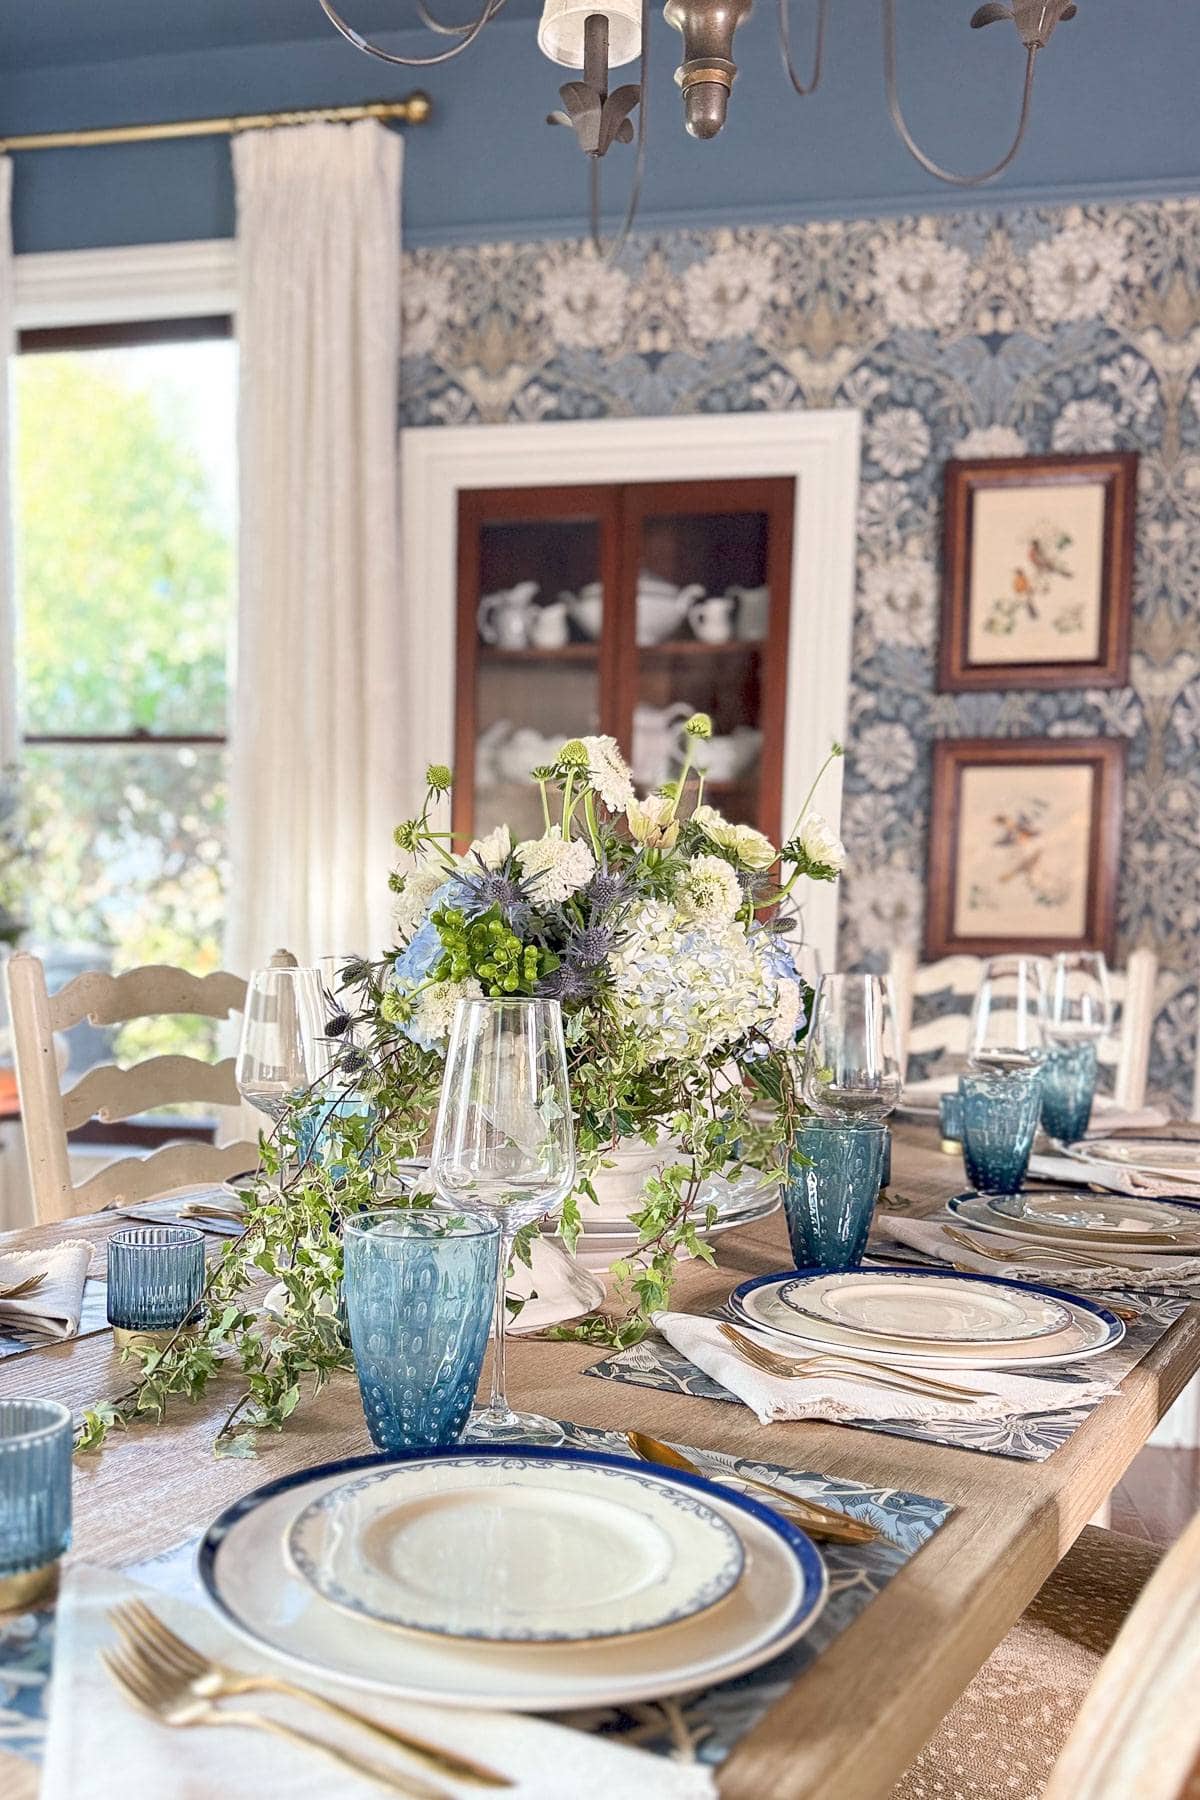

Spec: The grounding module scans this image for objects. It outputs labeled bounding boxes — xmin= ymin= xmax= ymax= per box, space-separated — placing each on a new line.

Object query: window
xmin=13 ymin=318 xmax=236 ymax=1070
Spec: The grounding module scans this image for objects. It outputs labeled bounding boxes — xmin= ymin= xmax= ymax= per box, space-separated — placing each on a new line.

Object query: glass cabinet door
xmin=454 ymin=487 xmax=621 ymax=843
xmin=616 ymin=478 xmax=794 ymax=841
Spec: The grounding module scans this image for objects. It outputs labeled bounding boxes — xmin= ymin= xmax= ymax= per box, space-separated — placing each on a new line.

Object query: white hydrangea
xmin=795 ymin=812 xmax=846 ymax=877
xmin=393 ymin=859 xmax=450 ymax=940
xmin=691 ymin=805 xmax=777 ymax=872
xmin=674 ymin=854 xmax=744 ymax=924
xmin=580 ymin=735 xmax=635 ymax=813
xmin=764 ymin=973 xmax=802 ymax=1049
xmin=609 ymin=902 xmax=773 ymax=1062
xmin=467 ymin=823 xmax=512 ymax=870
xmin=408 ymin=978 xmax=482 ymax=1051
xmin=515 ymin=827 xmax=596 ymax=905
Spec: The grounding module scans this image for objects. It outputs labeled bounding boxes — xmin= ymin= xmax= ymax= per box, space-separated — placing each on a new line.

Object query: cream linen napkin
xmin=0 ymin=1239 xmax=92 ymax=1340
xmin=1028 ymin=1151 xmax=1200 ymax=1198
xmin=40 ymin=1566 xmax=716 ymax=1800
xmin=874 ymin=1212 xmax=1200 ymax=1295
xmin=653 ymin=1311 xmax=1114 ymax=1428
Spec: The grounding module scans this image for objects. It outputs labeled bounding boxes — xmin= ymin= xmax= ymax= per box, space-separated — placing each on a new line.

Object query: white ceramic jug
xmin=478 ymin=580 xmax=539 ymax=650
xmin=633 ymin=701 xmax=696 ymax=785
xmin=529 ymin=600 xmax=570 ymax=649
xmin=728 ymin=584 xmax=770 ymax=642
xmin=688 ymin=594 xmax=736 ymax=644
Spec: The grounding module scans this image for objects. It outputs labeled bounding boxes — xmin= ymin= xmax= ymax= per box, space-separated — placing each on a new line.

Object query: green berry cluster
xmin=431 ymin=905 xmax=557 ymax=996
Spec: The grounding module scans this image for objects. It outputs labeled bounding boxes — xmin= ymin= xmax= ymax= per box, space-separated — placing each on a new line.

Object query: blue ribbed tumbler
xmin=107 ymin=1225 xmax=205 ymax=1344
xmin=343 ymin=1207 xmax=499 ymax=1452
xmin=1040 ymin=1040 xmax=1099 ymax=1146
xmin=0 ymin=1399 xmax=72 ymax=1606
xmin=960 ymin=1069 xmax=1044 ymax=1195
xmin=785 ymin=1120 xmax=888 ymax=1270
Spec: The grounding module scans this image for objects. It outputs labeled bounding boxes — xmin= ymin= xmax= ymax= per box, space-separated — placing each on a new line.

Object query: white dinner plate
xmin=776 ymin=1269 xmax=1071 ymax=1345
xmin=286 ymin=1455 xmax=745 ymax=1643
xmin=199 ymin=1446 xmax=828 ymax=1711
xmin=948 ymin=1191 xmax=1200 ymax=1255
xmin=1066 ymin=1139 xmax=1200 ymax=1180
xmin=729 ymin=1268 xmax=1123 ymax=1368
xmin=576 ymin=1169 xmax=778 ymax=1229
xmin=986 ymin=1189 xmax=1200 ymax=1242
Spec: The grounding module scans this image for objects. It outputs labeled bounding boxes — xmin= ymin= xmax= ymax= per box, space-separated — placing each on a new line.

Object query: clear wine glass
xmin=1045 ymin=950 xmax=1113 ymax=1045
xmin=967 ymin=955 xmax=1048 ymax=1071
xmin=430 ymin=997 xmax=576 ymax=1440
xmin=235 ymin=964 xmax=330 ymax=1124
xmin=801 ymin=973 xmax=903 ymax=1121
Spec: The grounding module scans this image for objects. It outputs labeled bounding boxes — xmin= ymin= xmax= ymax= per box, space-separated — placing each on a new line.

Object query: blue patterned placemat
xmin=585 ymin=1287 xmax=1188 ymax=1463
xmin=0 ymin=1418 xmax=952 ymax=1773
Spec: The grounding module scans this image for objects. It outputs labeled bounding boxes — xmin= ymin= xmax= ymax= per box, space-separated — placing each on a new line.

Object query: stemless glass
xmin=343 ymin=1208 xmax=499 ymax=1451
xmin=430 ymin=997 xmax=576 ymax=1440
xmin=235 ymin=964 xmax=330 ymax=1123
xmin=967 ymin=956 xmax=1048 ymax=1072
xmin=1040 ymin=1040 xmax=1100 ymax=1146
xmin=0 ymin=1399 xmax=72 ymax=1607
xmin=1045 ymin=951 xmax=1113 ymax=1045
xmin=801 ymin=974 xmax=903 ymax=1121
xmin=960 ymin=1068 xmax=1044 ymax=1195
xmin=785 ymin=1120 xmax=887 ymax=1270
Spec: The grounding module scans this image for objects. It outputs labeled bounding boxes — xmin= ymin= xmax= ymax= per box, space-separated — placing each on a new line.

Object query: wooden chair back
xmin=4 ymin=953 xmax=257 ymax=1223
xmin=888 ymin=945 xmax=1158 ymax=1111
xmin=1044 ymin=1509 xmax=1200 ymax=1800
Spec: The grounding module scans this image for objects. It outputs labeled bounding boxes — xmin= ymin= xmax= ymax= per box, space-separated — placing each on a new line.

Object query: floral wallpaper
xmin=397 ymin=198 xmax=1200 ymax=1110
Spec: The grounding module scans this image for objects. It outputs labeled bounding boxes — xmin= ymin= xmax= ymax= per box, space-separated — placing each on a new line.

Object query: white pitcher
xmin=529 ymin=600 xmax=570 ymax=649
xmin=728 ymin=584 xmax=770 ymax=642
xmin=688 ymin=593 xmax=736 ymax=644
xmin=478 ymin=580 xmax=539 ymax=650
xmin=633 ymin=701 xmax=696 ymax=785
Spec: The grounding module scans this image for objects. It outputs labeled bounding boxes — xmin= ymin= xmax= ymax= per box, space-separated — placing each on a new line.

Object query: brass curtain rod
xmin=0 ymin=94 xmax=431 ymax=154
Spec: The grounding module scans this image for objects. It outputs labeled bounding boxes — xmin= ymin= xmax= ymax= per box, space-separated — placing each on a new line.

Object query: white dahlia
xmin=515 ymin=828 xmax=596 ymax=905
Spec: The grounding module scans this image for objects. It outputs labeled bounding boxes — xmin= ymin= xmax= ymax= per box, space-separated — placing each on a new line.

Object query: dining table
xmin=1 ymin=1122 xmax=1198 ymax=1800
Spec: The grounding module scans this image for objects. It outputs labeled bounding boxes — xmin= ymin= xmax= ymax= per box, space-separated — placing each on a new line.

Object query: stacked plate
xmin=728 ymin=1266 xmax=1123 ymax=1370
xmin=1062 ymin=1138 xmax=1200 ymax=1190
xmin=199 ymin=1445 xmax=827 ymax=1711
xmin=561 ymin=1168 xmax=780 ymax=1269
xmin=949 ymin=1187 xmax=1200 ymax=1256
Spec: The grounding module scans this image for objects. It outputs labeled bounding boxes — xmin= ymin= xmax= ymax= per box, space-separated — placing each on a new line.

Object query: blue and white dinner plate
xmin=198 ymin=1444 xmax=828 ymax=1711
xmin=730 ymin=1267 xmax=1124 ymax=1369
xmin=949 ymin=1189 xmax=1200 ymax=1253
xmin=285 ymin=1453 xmax=746 ymax=1643
xmin=776 ymin=1268 xmax=1071 ymax=1345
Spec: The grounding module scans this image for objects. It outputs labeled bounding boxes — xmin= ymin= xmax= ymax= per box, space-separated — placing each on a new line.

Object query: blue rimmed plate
xmin=949 ymin=1189 xmax=1200 ymax=1253
xmin=729 ymin=1267 xmax=1124 ymax=1369
xmin=286 ymin=1453 xmax=745 ymax=1643
xmin=198 ymin=1444 xmax=828 ymax=1711
xmin=776 ymin=1268 xmax=1072 ymax=1344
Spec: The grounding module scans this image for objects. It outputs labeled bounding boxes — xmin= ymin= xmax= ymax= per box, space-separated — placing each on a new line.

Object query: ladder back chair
xmin=889 ymin=945 xmax=1158 ymax=1110
xmin=5 ymin=953 xmax=257 ymax=1224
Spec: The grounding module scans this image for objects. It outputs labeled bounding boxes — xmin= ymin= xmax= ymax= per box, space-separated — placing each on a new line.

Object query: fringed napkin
xmin=874 ymin=1213 xmax=1200 ymax=1295
xmin=0 ymin=1237 xmax=93 ymax=1339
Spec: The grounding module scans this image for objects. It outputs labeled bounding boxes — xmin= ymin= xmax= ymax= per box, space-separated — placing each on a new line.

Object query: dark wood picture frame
xmin=925 ymin=737 xmax=1125 ymax=960
xmin=939 ymin=451 xmax=1137 ymax=692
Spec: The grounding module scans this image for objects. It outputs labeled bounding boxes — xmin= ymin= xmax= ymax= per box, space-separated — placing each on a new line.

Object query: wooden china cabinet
xmin=453 ymin=477 xmax=795 ymax=845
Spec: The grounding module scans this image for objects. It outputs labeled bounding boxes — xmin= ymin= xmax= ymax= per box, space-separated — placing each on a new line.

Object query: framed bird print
xmin=939 ymin=451 xmax=1137 ymax=691
xmin=925 ymin=737 xmax=1125 ymax=959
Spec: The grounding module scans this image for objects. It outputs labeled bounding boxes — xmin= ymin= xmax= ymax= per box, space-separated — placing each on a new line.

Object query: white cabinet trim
xmin=401 ymin=410 xmax=861 ymax=969
xmin=14 ymin=239 xmax=236 ymax=330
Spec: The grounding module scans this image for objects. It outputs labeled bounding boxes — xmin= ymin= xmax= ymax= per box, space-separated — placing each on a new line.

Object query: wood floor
xmin=1112 ymin=1447 xmax=1200 ymax=1545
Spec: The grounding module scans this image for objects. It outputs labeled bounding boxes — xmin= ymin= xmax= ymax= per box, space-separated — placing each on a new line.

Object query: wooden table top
xmin=1 ymin=1129 xmax=1197 ymax=1800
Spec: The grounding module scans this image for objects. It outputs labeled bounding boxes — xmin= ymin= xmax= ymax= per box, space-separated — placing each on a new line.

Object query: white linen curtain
xmin=0 ymin=159 xmax=16 ymax=767
xmin=227 ymin=120 xmax=404 ymax=977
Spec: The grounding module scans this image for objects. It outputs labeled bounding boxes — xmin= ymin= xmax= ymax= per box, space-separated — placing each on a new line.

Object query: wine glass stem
xmin=488 ymin=1229 xmax=514 ymax=1420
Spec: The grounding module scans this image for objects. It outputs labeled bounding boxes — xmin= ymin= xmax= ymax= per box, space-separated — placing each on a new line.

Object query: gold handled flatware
xmin=624 ymin=1429 xmax=881 ymax=1546
xmin=940 ymin=1225 xmax=1096 ymax=1267
xmin=102 ymin=1634 xmax=458 ymax=1798
xmin=0 ymin=1272 xmax=47 ymax=1300
xmin=718 ymin=1323 xmax=995 ymax=1403
xmin=110 ymin=1601 xmax=510 ymax=1788
xmin=179 ymin=1202 xmax=247 ymax=1223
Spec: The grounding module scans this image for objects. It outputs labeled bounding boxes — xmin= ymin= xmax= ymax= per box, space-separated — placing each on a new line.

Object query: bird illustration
xmin=1011 ymin=566 xmax=1037 ymax=617
xmin=1028 ymin=533 xmax=1074 ymax=580
xmin=993 ymin=809 xmax=1046 ymax=890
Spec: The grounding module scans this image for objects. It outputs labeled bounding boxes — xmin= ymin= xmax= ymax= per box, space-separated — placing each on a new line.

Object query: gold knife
xmin=625 ymin=1430 xmax=880 ymax=1545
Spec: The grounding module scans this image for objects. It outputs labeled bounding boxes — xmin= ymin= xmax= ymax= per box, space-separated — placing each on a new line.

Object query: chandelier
xmin=317 ymin=0 xmax=1078 ymax=252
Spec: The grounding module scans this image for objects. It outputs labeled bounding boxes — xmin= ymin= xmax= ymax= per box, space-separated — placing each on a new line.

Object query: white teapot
xmin=478 ymin=580 xmax=539 ymax=650
xmin=497 ymin=728 xmax=565 ymax=783
xmin=563 ymin=583 xmax=603 ymax=641
xmin=691 ymin=724 xmax=763 ymax=781
xmin=633 ymin=701 xmax=697 ymax=785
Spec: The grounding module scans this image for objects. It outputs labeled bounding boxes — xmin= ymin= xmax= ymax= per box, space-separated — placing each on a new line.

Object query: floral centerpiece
xmin=79 ymin=722 xmax=845 ymax=1455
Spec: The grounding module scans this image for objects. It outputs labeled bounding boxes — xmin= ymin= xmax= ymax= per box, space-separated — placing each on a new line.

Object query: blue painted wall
xmin=3 ymin=0 xmax=1200 ymax=252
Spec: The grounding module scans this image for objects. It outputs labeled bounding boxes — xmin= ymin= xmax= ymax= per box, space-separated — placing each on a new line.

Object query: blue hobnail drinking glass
xmin=960 ymin=1068 xmax=1044 ymax=1195
xmin=343 ymin=1206 xmax=500 ymax=1453
xmin=106 ymin=1225 xmax=206 ymax=1340
xmin=0 ymin=1398 xmax=72 ymax=1605
xmin=939 ymin=1091 xmax=964 ymax=1144
xmin=1040 ymin=1040 xmax=1099 ymax=1146
xmin=785 ymin=1120 xmax=887 ymax=1270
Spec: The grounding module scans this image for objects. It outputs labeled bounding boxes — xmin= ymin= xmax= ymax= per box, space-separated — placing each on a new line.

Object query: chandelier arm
xmin=778 ymin=0 xmax=828 ymax=98
xmin=316 ymin=0 xmax=497 ymax=66
xmin=414 ymin=0 xmax=507 ymax=38
xmin=589 ymin=0 xmax=650 ymax=264
xmin=882 ymin=0 xmax=1037 ymax=188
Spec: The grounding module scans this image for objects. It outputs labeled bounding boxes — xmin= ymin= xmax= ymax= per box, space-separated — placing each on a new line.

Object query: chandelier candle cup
xmin=785 ymin=1119 xmax=888 ymax=1270
xmin=342 ymin=1209 xmax=500 ymax=1453
xmin=1039 ymin=1039 xmax=1099 ymax=1147
xmin=0 ymin=1399 xmax=72 ymax=1609
xmin=960 ymin=1069 xmax=1044 ymax=1196
xmin=106 ymin=1225 xmax=206 ymax=1350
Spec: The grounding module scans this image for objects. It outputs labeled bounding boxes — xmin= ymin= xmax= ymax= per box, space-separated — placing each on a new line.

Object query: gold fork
xmin=719 ymin=1323 xmax=995 ymax=1402
xmin=0 ymin=1272 xmax=47 ymax=1300
xmin=941 ymin=1224 xmax=1131 ymax=1269
xmin=102 ymin=1635 xmax=458 ymax=1798
xmin=110 ymin=1601 xmax=509 ymax=1788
